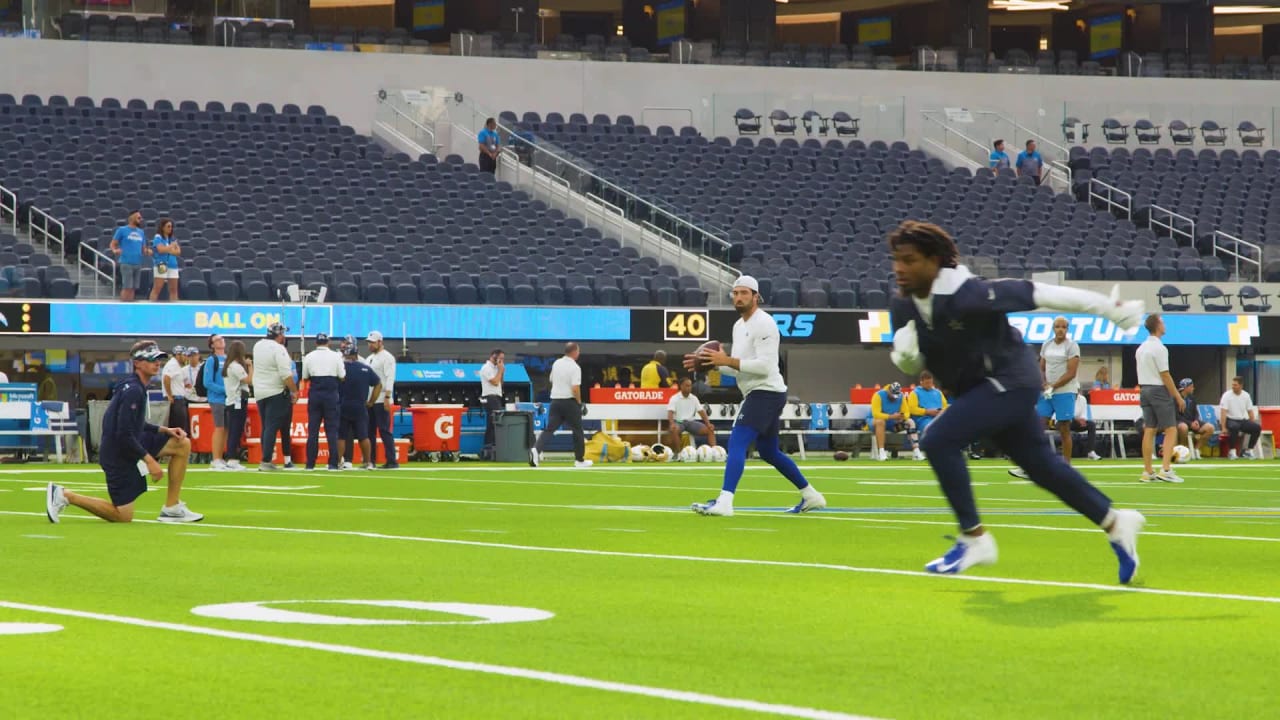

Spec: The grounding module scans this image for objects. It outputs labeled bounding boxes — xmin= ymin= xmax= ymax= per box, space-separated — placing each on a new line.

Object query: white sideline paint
xmin=0 ymin=600 xmax=882 ymax=720
xmin=190 ymin=600 xmax=554 ymax=626
xmin=0 ymin=622 xmax=63 ymax=635
xmin=3 ymin=511 xmax=1278 ymax=606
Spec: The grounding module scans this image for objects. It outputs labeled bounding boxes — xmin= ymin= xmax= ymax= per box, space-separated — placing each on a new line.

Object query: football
xmin=1173 ymin=444 xmax=1191 ymax=464
xmin=833 ymin=451 xmax=850 ymax=461
xmin=694 ymin=340 xmax=723 ymax=370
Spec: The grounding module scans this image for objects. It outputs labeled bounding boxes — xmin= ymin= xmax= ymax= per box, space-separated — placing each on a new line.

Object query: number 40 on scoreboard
xmin=663 ymin=309 xmax=710 ymax=342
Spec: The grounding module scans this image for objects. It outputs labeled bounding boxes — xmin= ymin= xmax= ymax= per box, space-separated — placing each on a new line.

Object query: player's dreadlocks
xmin=887 ymin=220 xmax=959 ymax=269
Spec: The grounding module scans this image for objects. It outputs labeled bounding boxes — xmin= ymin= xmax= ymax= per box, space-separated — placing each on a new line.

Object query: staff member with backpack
xmin=201 ymin=334 xmax=229 ymax=470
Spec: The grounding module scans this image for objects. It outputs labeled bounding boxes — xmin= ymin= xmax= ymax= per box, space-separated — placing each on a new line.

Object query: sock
xmin=717 ymin=490 xmax=735 ymax=505
xmin=801 ymin=485 xmax=821 ymax=499
xmin=721 ymin=424 xmax=758 ymax=494
xmin=754 ymin=433 xmax=810 ymax=490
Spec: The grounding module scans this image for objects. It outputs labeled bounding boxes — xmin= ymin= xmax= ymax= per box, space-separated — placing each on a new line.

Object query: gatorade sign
xmin=434 ymin=414 xmax=455 ymax=440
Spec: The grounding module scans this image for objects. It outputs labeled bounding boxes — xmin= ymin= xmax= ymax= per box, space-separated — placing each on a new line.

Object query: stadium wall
xmin=0 ymin=39 xmax=1271 ymax=145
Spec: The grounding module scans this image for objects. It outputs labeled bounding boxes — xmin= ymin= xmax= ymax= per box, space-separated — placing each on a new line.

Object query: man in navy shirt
xmin=337 ymin=338 xmax=382 ymax=471
xmin=887 ymin=220 xmax=1146 ymax=583
xmin=1015 ymin=139 xmax=1043 ymax=185
xmin=109 ymin=210 xmax=150 ymax=302
xmin=46 ymin=340 xmax=203 ymax=523
xmin=478 ymin=117 xmax=500 ymax=174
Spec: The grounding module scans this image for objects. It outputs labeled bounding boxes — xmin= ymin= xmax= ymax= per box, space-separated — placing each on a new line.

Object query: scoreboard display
xmin=631 ymin=308 xmax=863 ymax=345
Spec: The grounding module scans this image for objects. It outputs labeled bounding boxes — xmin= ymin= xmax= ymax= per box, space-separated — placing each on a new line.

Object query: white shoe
xmin=157 ymin=501 xmax=204 ymax=523
xmin=363 ymin=463 xmax=376 ymax=471
xmin=1107 ymin=509 xmax=1146 ymax=584
xmin=574 ymin=459 xmax=594 ymax=468
xmin=1088 ymin=451 xmax=1102 ymax=461
xmin=1139 ymin=471 xmax=1153 ymax=483
xmin=341 ymin=461 xmax=354 ymax=470
xmin=786 ymin=489 xmax=826 ymax=513
xmin=1243 ymin=449 xmax=1257 ymax=460
xmin=925 ymin=532 xmax=998 ymax=574
xmin=225 ymin=459 xmax=244 ymax=471
xmin=912 ymin=448 xmax=925 ymax=461
xmin=258 ymin=462 xmax=279 ymax=472
xmin=692 ymin=498 xmax=734 ymax=516
xmin=210 ymin=459 xmax=229 ymax=471
xmin=529 ymin=448 xmax=540 ymax=467
xmin=1007 ymin=468 xmax=1029 ymax=479
xmin=1154 ymin=469 xmax=1185 ymax=484
xmin=1228 ymin=449 xmax=1238 ymax=460
xmin=875 ymin=449 xmax=888 ymax=462
xmin=45 ymin=483 xmax=67 ymax=524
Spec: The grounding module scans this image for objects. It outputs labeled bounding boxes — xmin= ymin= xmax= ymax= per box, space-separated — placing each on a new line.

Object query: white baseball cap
xmin=732 ymin=275 xmax=759 ymax=294
xmin=366 ymin=331 xmax=383 ymax=342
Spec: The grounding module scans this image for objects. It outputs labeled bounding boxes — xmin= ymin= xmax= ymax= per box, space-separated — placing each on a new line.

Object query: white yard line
xmin=0 ymin=600 xmax=883 ymax=720
xmin=3 ymin=511 xmax=1279 ymax=605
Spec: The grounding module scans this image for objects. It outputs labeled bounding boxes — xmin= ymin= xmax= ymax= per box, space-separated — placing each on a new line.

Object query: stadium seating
xmin=0 ymin=94 xmax=705 ymax=305
xmin=507 ymin=113 xmax=1227 ymax=307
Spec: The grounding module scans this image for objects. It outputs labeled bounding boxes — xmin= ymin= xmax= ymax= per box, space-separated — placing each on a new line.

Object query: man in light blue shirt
xmin=989 ymin=139 xmax=1011 ymax=170
xmin=1016 ymin=139 xmax=1043 ymax=185
xmin=477 ymin=117 xmax=500 ymax=174
xmin=109 ymin=210 xmax=149 ymax=302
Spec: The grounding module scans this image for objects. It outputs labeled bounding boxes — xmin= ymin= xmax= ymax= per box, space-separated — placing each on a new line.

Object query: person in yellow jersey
xmin=639 ymin=350 xmax=671 ymax=389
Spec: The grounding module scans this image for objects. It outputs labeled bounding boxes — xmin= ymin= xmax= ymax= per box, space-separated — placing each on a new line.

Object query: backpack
xmin=195 ymin=355 xmax=220 ymax=398
xmin=584 ymin=431 xmax=632 ymax=463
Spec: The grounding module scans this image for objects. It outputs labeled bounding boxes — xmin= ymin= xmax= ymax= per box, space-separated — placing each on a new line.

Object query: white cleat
xmin=363 ymin=463 xmax=376 ymax=471
xmin=573 ymin=459 xmax=594 ymax=468
xmin=1228 ymin=449 xmax=1238 ymax=460
xmin=258 ymin=462 xmax=279 ymax=472
xmin=157 ymin=501 xmax=204 ymax=523
xmin=912 ymin=448 xmax=925 ymax=461
xmin=925 ymin=532 xmax=998 ymax=574
xmin=692 ymin=498 xmax=734 ymax=516
xmin=210 ymin=459 xmax=229 ymax=471
xmin=528 ymin=448 xmax=540 ymax=467
xmin=1154 ymin=469 xmax=1185 ymax=484
xmin=45 ymin=483 xmax=67 ymax=524
xmin=786 ymin=490 xmax=826 ymax=514
xmin=1088 ymin=451 xmax=1102 ymax=461
xmin=341 ymin=461 xmax=354 ymax=470
xmin=1108 ymin=509 xmax=1146 ymax=584
xmin=1007 ymin=468 xmax=1029 ymax=479
xmin=875 ymin=449 xmax=888 ymax=462
xmin=225 ymin=459 xmax=244 ymax=471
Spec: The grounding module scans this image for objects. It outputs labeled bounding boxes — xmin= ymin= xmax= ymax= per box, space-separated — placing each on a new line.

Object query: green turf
xmin=2 ymin=457 xmax=1278 ymax=719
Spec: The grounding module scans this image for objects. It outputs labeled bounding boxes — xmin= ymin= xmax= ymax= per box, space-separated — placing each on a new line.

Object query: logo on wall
xmin=859 ymin=311 xmax=893 ymax=343
xmin=1228 ymin=315 xmax=1260 ymax=346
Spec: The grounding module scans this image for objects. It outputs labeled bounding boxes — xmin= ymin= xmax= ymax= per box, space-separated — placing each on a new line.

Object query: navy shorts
xmin=733 ymin=390 xmax=787 ymax=438
xmin=101 ymin=429 xmax=169 ymax=507
xmin=340 ymin=407 xmax=369 ymax=442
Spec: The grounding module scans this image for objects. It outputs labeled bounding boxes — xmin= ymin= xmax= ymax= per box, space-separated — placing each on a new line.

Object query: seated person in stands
xmin=1070 ymin=394 xmax=1102 ymax=460
xmin=1175 ymin=378 xmax=1214 ymax=461
xmin=905 ymin=371 xmax=946 ymax=460
xmin=870 ymin=382 xmax=918 ymax=461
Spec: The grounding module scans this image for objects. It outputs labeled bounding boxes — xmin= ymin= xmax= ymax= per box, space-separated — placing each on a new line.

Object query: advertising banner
xmin=588 ymin=387 xmax=680 ymax=404
xmin=858 ymin=311 xmax=1260 ymax=347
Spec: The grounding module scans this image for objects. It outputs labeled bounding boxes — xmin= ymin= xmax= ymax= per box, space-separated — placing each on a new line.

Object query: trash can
xmin=495 ymin=411 xmax=533 ymax=462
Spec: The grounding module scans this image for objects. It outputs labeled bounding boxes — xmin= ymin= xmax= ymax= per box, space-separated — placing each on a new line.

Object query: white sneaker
xmin=341 ymin=461 xmax=354 ymax=470
xmin=210 ymin=459 xmax=229 ymax=471
xmin=157 ymin=501 xmax=204 ymax=523
xmin=1087 ymin=451 xmax=1102 ymax=461
xmin=1228 ymin=449 xmax=1238 ymax=460
xmin=1154 ymin=469 xmax=1185 ymax=484
xmin=1139 ymin=471 xmax=1153 ymax=483
xmin=1007 ymin=468 xmax=1029 ymax=479
xmin=1243 ymin=449 xmax=1257 ymax=460
xmin=912 ymin=448 xmax=925 ymax=461
xmin=692 ymin=498 xmax=734 ymax=516
xmin=875 ymin=449 xmax=888 ymax=462
xmin=1107 ymin=509 xmax=1146 ymax=584
xmin=45 ymin=483 xmax=67 ymax=524
xmin=786 ymin=488 xmax=826 ymax=514
xmin=574 ymin=459 xmax=594 ymax=468
xmin=529 ymin=448 xmax=540 ymax=467
xmin=225 ymin=459 xmax=244 ymax=471
xmin=363 ymin=463 xmax=376 ymax=471
xmin=258 ymin=462 xmax=279 ymax=472
xmin=925 ymin=532 xmax=998 ymax=574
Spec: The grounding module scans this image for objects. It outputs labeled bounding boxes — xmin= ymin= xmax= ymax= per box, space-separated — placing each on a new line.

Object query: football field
xmin=2 ymin=458 xmax=1277 ymax=719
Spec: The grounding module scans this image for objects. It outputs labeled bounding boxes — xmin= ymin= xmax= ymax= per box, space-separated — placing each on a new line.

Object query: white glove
xmin=891 ymin=320 xmax=925 ymax=375
xmin=1043 ymin=387 xmax=1055 ymax=401
xmin=1101 ymin=285 xmax=1145 ymax=331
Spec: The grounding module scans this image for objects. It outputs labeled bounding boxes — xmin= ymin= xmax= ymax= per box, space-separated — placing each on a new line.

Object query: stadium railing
xmin=0 ymin=182 xmax=15 ymax=236
xmin=1212 ymin=230 xmax=1264 ymax=283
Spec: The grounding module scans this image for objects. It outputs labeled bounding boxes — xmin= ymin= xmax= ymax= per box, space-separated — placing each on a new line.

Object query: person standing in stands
xmin=203 ymin=334 xmax=229 ymax=470
xmin=302 ymin=333 xmax=345 ymax=471
xmin=364 ymin=331 xmax=399 ymax=468
xmin=989 ymin=139 xmax=1011 ymax=170
xmin=147 ymin=217 xmax=181 ymax=302
xmin=478 ymin=117 xmax=501 ymax=175
xmin=110 ymin=210 xmax=149 ymax=302
xmin=640 ymin=350 xmax=672 ymax=389
xmin=1016 ymin=139 xmax=1044 ymax=185
xmin=530 ymin=342 xmax=591 ymax=468
xmin=162 ymin=345 xmax=191 ymax=435
xmin=222 ymin=340 xmax=252 ymax=471
xmin=479 ymin=348 xmax=505 ymax=458
xmin=254 ymin=322 xmax=299 ymax=471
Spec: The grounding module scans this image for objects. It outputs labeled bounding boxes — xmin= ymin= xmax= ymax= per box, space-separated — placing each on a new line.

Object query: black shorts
xmin=101 ymin=429 xmax=169 ymax=507
xmin=340 ymin=408 xmax=369 ymax=441
xmin=733 ymin=390 xmax=787 ymax=438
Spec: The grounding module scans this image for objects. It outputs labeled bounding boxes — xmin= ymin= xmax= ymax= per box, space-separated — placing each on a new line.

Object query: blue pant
xmin=721 ymin=390 xmax=809 ymax=494
xmin=918 ymin=383 xmax=1112 ymax=530
xmin=306 ymin=393 xmax=341 ymax=469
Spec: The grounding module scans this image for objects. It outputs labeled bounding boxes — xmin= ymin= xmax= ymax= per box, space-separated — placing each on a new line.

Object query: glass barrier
xmin=710 ymin=92 xmax=906 ymax=142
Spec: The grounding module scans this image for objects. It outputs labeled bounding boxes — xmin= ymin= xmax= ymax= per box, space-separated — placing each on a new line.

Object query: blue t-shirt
xmin=151 ymin=234 xmax=179 ymax=270
xmin=112 ymin=226 xmax=146 ymax=265
xmin=478 ymin=128 xmax=499 ymax=152
xmin=1016 ymin=150 xmax=1043 ymax=176
xmin=340 ymin=360 xmax=379 ymax=412
xmin=202 ymin=354 xmax=227 ymax=405
xmin=989 ymin=150 xmax=1010 ymax=169
xmin=913 ymin=386 xmax=946 ymax=411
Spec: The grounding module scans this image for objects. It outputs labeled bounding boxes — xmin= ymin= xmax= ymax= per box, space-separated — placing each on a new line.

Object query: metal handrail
xmin=78 ymin=242 xmax=116 ymax=299
xmin=1149 ymin=205 xmax=1195 ymax=247
xmin=1212 ymin=230 xmax=1263 ymax=282
xmin=640 ymin=106 xmax=694 ymax=130
xmin=1047 ymin=159 xmax=1073 ymax=194
xmin=1123 ymin=51 xmax=1143 ymax=78
xmin=917 ymin=47 xmax=938 ymax=71
xmin=1088 ymin=178 xmax=1132 ymax=220
xmin=921 ymin=111 xmax=991 ymax=167
xmin=0 ymin=183 xmax=16 ymax=236
xmin=375 ymin=91 xmax=441 ymax=153
xmin=28 ymin=206 xmax=65 ymax=259
xmin=585 ymin=192 xmax=625 ymax=217
xmin=966 ymin=109 xmax=1070 ymax=160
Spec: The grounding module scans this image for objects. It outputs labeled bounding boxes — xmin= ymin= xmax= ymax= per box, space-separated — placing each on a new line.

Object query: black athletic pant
xmin=483 ymin=395 xmax=503 ymax=449
xmin=1226 ymin=418 xmax=1262 ymax=451
xmin=259 ymin=392 xmax=293 ymax=466
xmin=167 ymin=398 xmax=190 ymax=436
xmin=306 ymin=393 xmax=341 ymax=469
xmin=368 ymin=403 xmax=397 ymax=465
xmin=534 ymin=398 xmax=585 ymax=462
xmin=226 ymin=405 xmax=247 ymax=461
xmin=479 ymin=153 xmax=496 ymax=174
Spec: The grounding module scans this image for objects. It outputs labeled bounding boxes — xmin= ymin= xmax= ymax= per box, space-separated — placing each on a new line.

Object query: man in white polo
xmin=162 ymin=345 xmax=191 ymax=435
xmin=479 ymin=348 xmax=505 ymax=459
xmin=253 ymin=322 xmax=299 ymax=471
xmin=1219 ymin=376 xmax=1262 ymax=459
xmin=530 ymin=342 xmax=591 ymax=468
xmin=1135 ymin=313 xmax=1184 ymax=483
xmin=666 ymin=376 xmax=717 ymax=452
xmin=364 ymin=331 xmax=399 ymax=469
